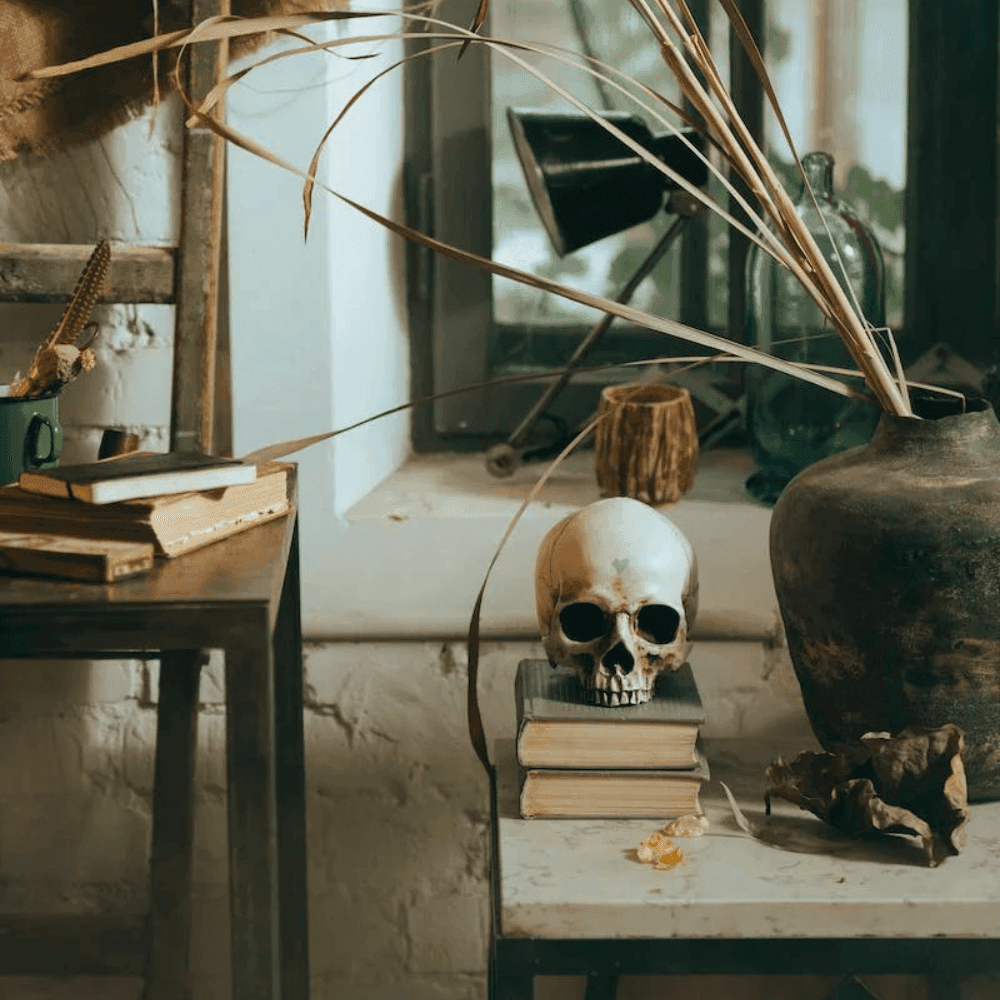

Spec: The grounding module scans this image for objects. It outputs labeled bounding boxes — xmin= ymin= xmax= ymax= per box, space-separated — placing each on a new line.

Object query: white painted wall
xmin=226 ymin=19 xmax=409 ymax=526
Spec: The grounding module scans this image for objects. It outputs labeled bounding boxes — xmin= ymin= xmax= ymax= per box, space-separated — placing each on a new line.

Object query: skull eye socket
xmin=559 ymin=602 xmax=609 ymax=642
xmin=636 ymin=604 xmax=681 ymax=644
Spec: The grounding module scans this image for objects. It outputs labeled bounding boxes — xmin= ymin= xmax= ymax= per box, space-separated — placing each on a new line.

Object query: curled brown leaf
xmin=765 ymin=724 xmax=969 ymax=867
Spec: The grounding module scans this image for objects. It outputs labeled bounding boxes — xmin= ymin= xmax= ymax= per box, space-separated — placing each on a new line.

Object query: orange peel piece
xmin=653 ymin=844 xmax=684 ymax=870
xmin=636 ymin=830 xmax=686 ymax=869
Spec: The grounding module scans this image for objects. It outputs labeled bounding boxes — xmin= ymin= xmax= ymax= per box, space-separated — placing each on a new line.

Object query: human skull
xmin=535 ymin=497 xmax=698 ymax=705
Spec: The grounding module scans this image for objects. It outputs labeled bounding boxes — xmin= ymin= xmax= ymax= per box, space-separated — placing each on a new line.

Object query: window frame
xmin=405 ymin=0 xmax=999 ymax=453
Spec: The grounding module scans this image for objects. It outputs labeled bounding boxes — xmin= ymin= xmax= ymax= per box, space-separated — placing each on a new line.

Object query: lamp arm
xmin=486 ymin=205 xmax=695 ymax=477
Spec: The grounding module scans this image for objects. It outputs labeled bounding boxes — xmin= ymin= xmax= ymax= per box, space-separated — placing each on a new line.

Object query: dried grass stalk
xmin=635 ymin=0 xmax=910 ymax=414
xmin=30 ymin=7 xmax=912 ymax=413
xmin=595 ymin=383 xmax=698 ymax=505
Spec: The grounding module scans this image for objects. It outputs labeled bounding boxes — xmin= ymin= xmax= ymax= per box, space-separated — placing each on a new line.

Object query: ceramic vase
xmin=770 ymin=394 xmax=1000 ymax=800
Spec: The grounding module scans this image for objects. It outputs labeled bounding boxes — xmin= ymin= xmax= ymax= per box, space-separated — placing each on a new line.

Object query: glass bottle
xmin=744 ymin=151 xmax=886 ymax=505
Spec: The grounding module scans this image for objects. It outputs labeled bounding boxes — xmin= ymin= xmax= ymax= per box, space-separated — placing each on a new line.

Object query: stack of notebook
xmin=0 ymin=451 xmax=292 ymax=583
xmin=514 ymin=658 xmax=709 ymax=819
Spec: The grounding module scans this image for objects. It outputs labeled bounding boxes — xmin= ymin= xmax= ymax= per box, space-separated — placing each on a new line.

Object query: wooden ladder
xmin=0 ymin=0 xmax=231 ymax=457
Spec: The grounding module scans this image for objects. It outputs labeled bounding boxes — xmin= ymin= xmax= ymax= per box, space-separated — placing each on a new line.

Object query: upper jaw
xmin=585 ymin=684 xmax=652 ymax=706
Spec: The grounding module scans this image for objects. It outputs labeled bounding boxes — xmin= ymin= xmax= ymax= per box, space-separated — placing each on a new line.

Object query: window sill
xmin=301 ymin=447 xmax=780 ymax=642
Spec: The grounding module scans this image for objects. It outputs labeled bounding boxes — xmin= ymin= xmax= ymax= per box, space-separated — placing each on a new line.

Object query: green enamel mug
xmin=0 ymin=388 xmax=62 ymax=486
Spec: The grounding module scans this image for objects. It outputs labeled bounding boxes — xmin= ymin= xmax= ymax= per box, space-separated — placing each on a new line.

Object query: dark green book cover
xmin=515 ymin=659 xmax=705 ymax=724
xmin=31 ymin=451 xmax=243 ymax=484
xmin=514 ymin=659 xmax=705 ymax=770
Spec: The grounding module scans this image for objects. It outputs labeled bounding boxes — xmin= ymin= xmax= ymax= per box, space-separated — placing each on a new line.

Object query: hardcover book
xmin=0 ymin=531 xmax=154 ymax=583
xmin=0 ymin=463 xmax=290 ymax=558
xmin=518 ymin=745 xmax=710 ymax=819
xmin=515 ymin=659 xmax=705 ymax=769
xmin=19 ymin=450 xmax=256 ymax=504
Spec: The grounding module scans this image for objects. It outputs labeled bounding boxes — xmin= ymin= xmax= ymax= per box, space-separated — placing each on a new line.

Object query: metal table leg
xmin=495 ymin=971 xmax=534 ymax=999
xmin=584 ymin=974 xmax=618 ymax=999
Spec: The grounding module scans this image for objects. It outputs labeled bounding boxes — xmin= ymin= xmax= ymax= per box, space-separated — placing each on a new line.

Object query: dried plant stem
xmin=634 ymin=0 xmax=910 ymax=414
xmin=31 ymin=5 xmax=917 ymax=415
xmin=188 ymin=23 xmax=794 ymax=269
xmin=170 ymin=11 xmax=901 ymax=410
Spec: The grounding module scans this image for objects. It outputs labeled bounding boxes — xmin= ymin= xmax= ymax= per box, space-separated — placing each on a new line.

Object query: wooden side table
xmin=490 ymin=738 xmax=1000 ymax=1000
xmin=0 ymin=479 xmax=307 ymax=1000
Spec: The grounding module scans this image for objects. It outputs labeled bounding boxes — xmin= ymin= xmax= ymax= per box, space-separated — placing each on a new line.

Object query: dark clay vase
xmin=770 ymin=395 xmax=1000 ymax=800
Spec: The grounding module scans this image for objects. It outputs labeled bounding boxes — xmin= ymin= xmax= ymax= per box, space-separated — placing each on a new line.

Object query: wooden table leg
xmin=273 ymin=523 xmax=310 ymax=1000
xmin=145 ymin=649 xmax=205 ymax=1000
xmin=226 ymin=633 xmax=280 ymax=1000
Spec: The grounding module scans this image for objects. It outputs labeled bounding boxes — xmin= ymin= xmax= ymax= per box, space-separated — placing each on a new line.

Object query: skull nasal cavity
xmin=559 ymin=602 xmax=609 ymax=642
xmin=603 ymin=643 xmax=634 ymax=674
xmin=636 ymin=604 xmax=681 ymax=644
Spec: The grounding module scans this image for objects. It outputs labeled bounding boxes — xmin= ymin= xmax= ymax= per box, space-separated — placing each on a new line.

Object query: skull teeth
xmin=590 ymin=688 xmax=651 ymax=706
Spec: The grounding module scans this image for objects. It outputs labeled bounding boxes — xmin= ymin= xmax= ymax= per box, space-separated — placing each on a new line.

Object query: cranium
xmin=535 ymin=497 xmax=698 ymax=705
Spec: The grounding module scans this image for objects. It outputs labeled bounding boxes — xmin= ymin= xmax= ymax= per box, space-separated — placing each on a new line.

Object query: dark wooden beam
xmin=0 ymin=244 xmax=175 ymax=303
xmin=171 ymin=0 xmax=230 ymax=453
xmin=679 ymin=0 xmax=710 ymax=332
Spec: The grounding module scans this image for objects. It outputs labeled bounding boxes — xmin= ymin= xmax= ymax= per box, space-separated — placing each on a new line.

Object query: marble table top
xmin=495 ymin=738 xmax=1000 ymax=940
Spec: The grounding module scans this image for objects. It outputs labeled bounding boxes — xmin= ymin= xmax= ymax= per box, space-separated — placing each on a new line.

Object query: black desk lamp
xmin=486 ymin=108 xmax=709 ymax=477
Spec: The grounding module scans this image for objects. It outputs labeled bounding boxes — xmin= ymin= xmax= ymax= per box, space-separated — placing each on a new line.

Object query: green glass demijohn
xmin=744 ymin=151 xmax=886 ymax=505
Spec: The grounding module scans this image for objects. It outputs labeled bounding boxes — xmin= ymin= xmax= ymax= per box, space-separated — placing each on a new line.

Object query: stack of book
xmin=514 ymin=658 xmax=709 ymax=819
xmin=0 ymin=451 xmax=292 ymax=583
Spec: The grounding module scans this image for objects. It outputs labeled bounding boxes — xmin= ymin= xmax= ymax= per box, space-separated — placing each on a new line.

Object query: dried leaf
xmin=459 ymin=0 xmax=490 ymax=58
xmin=466 ymin=416 xmax=601 ymax=774
xmin=765 ymin=725 xmax=969 ymax=867
xmin=34 ymin=6 xmax=914 ymax=415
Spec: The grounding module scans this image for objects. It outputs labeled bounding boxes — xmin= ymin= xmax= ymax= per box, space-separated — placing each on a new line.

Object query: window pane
xmin=489 ymin=0 xmax=906 ymax=355
xmin=440 ymin=0 xmax=911 ymax=446
xmin=765 ymin=0 xmax=907 ymax=330
xmin=490 ymin=0 xmax=690 ymax=351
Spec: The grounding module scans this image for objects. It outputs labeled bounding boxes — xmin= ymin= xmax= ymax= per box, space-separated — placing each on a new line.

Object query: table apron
xmin=493 ymin=936 xmax=1000 ymax=978
xmin=0 ymin=604 xmax=271 ymax=655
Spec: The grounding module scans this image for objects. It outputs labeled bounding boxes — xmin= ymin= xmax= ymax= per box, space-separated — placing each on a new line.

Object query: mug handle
xmin=26 ymin=414 xmax=62 ymax=466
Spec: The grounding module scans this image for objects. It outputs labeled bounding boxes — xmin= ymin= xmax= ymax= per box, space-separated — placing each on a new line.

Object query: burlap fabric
xmin=0 ymin=1 xmax=344 ymax=160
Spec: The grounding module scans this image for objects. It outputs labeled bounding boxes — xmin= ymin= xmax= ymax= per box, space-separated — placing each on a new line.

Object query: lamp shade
xmin=507 ymin=108 xmax=708 ymax=256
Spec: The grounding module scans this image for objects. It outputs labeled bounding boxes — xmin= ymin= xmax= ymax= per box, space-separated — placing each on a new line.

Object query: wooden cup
xmin=595 ymin=382 xmax=698 ymax=505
